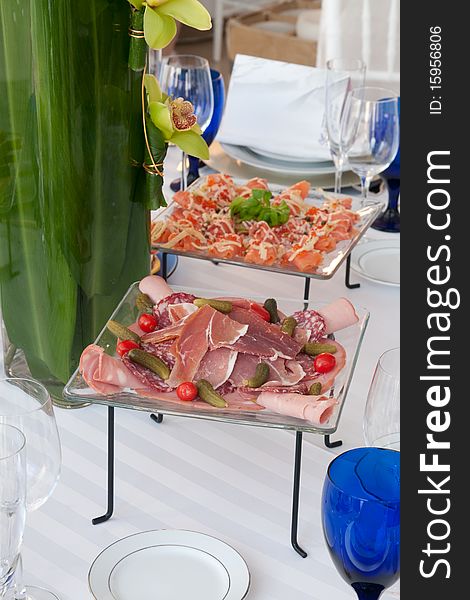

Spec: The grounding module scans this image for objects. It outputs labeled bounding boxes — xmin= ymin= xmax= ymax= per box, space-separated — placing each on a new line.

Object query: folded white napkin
xmin=217 ymin=54 xmax=332 ymax=162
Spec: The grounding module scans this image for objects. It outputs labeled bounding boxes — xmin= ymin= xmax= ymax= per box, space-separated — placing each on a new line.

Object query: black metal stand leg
xmin=324 ymin=434 xmax=343 ymax=449
xmin=153 ymin=255 xmax=166 ymax=425
xmin=161 ymin=252 xmax=168 ymax=280
xmin=291 ymin=432 xmax=307 ymax=558
xmin=303 ymin=277 xmax=311 ymax=309
xmin=345 ymin=254 xmax=360 ymax=289
xmin=93 ymin=406 xmax=115 ymax=525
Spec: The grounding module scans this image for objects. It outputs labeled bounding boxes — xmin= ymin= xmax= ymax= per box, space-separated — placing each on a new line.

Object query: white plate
xmin=351 ymin=239 xmax=400 ymax=286
xmin=247 ymin=146 xmax=330 ymax=165
xmin=205 ymin=142 xmax=359 ymax=189
xmin=89 ymin=530 xmax=250 ymax=600
xmin=221 ymin=143 xmax=336 ymax=176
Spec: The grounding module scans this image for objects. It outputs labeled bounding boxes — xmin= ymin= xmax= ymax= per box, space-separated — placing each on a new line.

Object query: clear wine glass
xmin=364 ymin=348 xmax=400 ymax=451
xmin=341 ymin=87 xmax=399 ymax=206
xmin=0 ymin=377 xmax=61 ymax=600
xmin=159 ymin=54 xmax=214 ymax=190
xmin=0 ymin=424 xmax=26 ymax=598
xmin=325 ymin=58 xmax=366 ymax=193
xmin=322 ymin=447 xmax=400 ymax=600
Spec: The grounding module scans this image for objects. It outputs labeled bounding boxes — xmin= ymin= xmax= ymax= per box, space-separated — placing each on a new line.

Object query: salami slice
xmin=122 ymin=355 xmax=172 ymax=392
xmin=292 ymin=309 xmax=326 ymax=342
xmin=121 ymin=339 xmax=177 ymax=391
xmin=154 ymin=292 xmax=197 ymax=328
xmin=141 ymin=340 xmax=176 ymax=369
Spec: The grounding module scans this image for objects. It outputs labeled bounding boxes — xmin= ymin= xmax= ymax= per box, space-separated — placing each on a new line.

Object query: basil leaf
xmin=251 ymin=188 xmax=272 ymax=203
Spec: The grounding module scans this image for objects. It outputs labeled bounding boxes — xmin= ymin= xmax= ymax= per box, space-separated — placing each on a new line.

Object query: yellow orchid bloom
xmin=129 ymin=0 xmax=212 ymax=50
xmin=144 ymin=75 xmax=209 ymax=159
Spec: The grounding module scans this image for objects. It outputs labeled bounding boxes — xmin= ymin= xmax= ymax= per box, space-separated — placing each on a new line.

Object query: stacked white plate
xmin=221 ymin=143 xmax=337 ymax=177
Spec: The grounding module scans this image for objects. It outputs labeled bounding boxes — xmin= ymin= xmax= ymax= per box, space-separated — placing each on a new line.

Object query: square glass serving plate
xmin=64 ymin=284 xmax=369 ymax=434
xmin=151 ymin=178 xmax=383 ymax=280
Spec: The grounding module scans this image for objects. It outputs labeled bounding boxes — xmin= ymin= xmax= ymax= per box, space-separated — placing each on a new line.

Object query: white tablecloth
xmin=22 ymin=148 xmax=399 ymax=599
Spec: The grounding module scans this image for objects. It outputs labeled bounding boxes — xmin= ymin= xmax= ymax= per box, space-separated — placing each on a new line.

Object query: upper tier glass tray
xmin=64 ymin=284 xmax=369 ymax=434
xmin=152 ymin=178 xmax=383 ymax=280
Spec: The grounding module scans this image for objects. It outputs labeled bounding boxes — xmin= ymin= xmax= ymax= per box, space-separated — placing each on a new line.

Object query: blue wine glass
xmin=371 ymin=98 xmax=400 ymax=232
xmin=160 ymin=55 xmax=214 ymax=191
xmin=322 ymin=448 xmax=400 ymax=600
xmin=170 ymin=68 xmax=225 ymax=191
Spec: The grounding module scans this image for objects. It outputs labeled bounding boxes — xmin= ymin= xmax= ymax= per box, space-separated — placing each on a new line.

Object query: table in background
xmin=23 ymin=148 xmax=400 ymax=599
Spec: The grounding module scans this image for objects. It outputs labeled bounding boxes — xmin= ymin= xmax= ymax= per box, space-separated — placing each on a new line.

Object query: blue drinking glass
xmin=170 ymin=69 xmax=226 ymax=191
xmin=322 ymin=448 xmax=400 ymax=600
xmin=371 ymin=98 xmax=400 ymax=232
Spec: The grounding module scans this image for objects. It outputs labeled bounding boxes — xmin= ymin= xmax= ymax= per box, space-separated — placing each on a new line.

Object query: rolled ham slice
xmin=139 ymin=275 xmax=173 ymax=305
xmin=80 ymin=345 xmax=144 ymax=395
xmin=256 ymin=392 xmax=337 ymax=425
xmin=294 ymin=337 xmax=346 ymax=394
xmin=318 ymin=298 xmax=359 ymax=334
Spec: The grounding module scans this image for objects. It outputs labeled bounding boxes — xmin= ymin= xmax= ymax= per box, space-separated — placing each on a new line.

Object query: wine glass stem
xmin=181 ymin=151 xmax=188 ymax=191
xmin=386 ymin=178 xmax=400 ymax=210
xmin=12 ymin=554 xmax=27 ymax=600
xmin=353 ymin=582 xmax=384 ymax=600
xmin=360 ymin=175 xmax=371 ymax=207
xmin=334 ymin=155 xmax=344 ymax=194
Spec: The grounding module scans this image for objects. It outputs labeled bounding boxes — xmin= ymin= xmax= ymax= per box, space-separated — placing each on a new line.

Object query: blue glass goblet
xmin=372 ymin=98 xmax=400 ymax=232
xmin=170 ymin=69 xmax=225 ymax=191
xmin=322 ymin=448 xmax=400 ymax=600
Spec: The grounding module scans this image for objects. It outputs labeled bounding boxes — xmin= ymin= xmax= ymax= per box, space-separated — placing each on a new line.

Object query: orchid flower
xmin=144 ymin=75 xmax=209 ymax=159
xmin=129 ymin=0 xmax=212 ymax=49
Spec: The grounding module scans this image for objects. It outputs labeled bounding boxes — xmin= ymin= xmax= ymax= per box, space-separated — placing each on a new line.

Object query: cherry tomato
xmin=138 ymin=313 xmax=159 ymax=333
xmin=314 ymin=353 xmax=336 ymax=374
xmin=176 ymin=382 xmax=198 ymax=402
xmin=250 ymin=302 xmax=271 ymax=322
xmin=116 ymin=340 xmax=140 ymax=357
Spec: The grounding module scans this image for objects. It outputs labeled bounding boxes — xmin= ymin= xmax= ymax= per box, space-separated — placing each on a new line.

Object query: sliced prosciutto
xmin=166 ymin=304 xmax=214 ymax=387
xmin=168 ymin=303 xmax=198 ymax=323
xmin=166 ymin=305 xmax=247 ymax=387
xmin=256 ymin=392 xmax=337 ymax=425
xmin=228 ymin=306 xmax=302 ymax=359
xmin=141 ymin=319 xmax=187 ymax=344
xmin=208 ymin=309 xmax=248 ymax=348
xmin=80 ymin=345 xmax=144 ymax=395
xmin=229 ymin=354 xmax=305 ymax=388
xmin=154 ymin=292 xmax=197 ymax=328
xmin=195 ymin=348 xmax=238 ymax=389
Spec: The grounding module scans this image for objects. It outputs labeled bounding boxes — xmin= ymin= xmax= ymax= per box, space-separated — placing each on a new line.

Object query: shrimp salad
xmin=151 ymin=174 xmax=360 ymax=273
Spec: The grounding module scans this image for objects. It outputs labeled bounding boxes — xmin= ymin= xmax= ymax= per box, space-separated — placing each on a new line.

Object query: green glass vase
xmin=0 ymin=0 xmax=150 ymax=405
